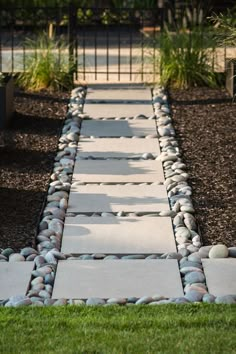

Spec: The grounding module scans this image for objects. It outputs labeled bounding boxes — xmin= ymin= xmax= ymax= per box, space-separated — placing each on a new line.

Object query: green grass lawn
xmin=0 ymin=304 xmax=236 ymax=353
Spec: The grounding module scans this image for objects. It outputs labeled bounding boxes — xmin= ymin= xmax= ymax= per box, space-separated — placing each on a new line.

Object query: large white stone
xmin=81 ymin=120 xmax=157 ymax=137
xmin=86 ymin=87 xmax=152 ymax=102
xmin=61 ymin=216 xmax=176 ymax=254
xmin=73 ymin=160 xmax=164 ymax=183
xmin=83 ymin=103 xmax=153 ymax=119
xmin=202 ymin=258 xmax=236 ymax=296
xmin=78 ymin=138 xmax=160 ymax=158
xmin=0 ymin=262 xmax=33 ymax=300
xmin=68 ymin=185 xmax=169 ymax=213
xmin=52 ymin=259 xmax=184 ymax=299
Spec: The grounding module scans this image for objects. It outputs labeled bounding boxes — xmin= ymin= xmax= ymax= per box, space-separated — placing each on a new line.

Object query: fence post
xmin=68 ymin=1 xmax=76 ymax=79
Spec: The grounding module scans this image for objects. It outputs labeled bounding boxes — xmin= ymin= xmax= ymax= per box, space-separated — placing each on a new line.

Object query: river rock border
xmin=1 ymin=85 xmax=236 ymax=306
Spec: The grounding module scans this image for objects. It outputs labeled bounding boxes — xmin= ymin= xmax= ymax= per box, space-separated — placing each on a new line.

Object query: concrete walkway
xmin=52 ymin=85 xmax=184 ymax=299
xmin=1 ymin=84 xmax=236 ymax=304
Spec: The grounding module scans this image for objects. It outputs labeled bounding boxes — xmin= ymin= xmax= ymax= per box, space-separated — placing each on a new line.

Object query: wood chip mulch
xmin=169 ymin=87 xmax=236 ymax=247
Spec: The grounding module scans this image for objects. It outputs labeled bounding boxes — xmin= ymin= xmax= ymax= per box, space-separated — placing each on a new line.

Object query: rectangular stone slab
xmin=78 ymin=138 xmax=160 ymax=158
xmin=52 ymin=259 xmax=184 ymax=299
xmin=202 ymin=259 xmax=236 ymax=297
xmin=86 ymin=88 xmax=152 ymax=102
xmin=0 ymin=262 xmax=34 ymax=300
xmin=84 ymin=103 xmax=153 ymax=119
xmin=61 ymin=216 xmax=176 ymax=254
xmin=68 ymin=185 xmax=169 ymax=213
xmin=73 ymin=160 xmax=164 ymax=183
xmin=81 ymin=120 xmax=157 ymax=137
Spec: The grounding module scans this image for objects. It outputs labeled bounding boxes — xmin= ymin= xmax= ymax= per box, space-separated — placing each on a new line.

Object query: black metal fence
xmin=0 ymin=3 xmax=233 ymax=83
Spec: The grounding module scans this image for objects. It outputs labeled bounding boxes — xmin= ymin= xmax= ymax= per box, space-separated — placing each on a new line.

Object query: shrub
xmin=16 ymin=32 xmax=75 ymax=92
xmin=158 ymin=27 xmax=219 ymax=89
xmin=209 ymin=9 xmax=236 ymax=47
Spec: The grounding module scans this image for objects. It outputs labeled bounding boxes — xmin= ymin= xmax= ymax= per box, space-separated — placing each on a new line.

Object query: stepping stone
xmin=202 ymin=258 xmax=236 ymax=297
xmin=68 ymin=185 xmax=169 ymax=213
xmin=86 ymin=87 xmax=152 ymax=102
xmin=61 ymin=216 xmax=176 ymax=254
xmin=78 ymin=138 xmax=161 ymax=158
xmin=81 ymin=120 xmax=157 ymax=137
xmin=52 ymin=259 xmax=184 ymax=299
xmin=73 ymin=160 xmax=164 ymax=183
xmin=0 ymin=262 xmax=33 ymax=300
xmin=83 ymin=103 xmax=153 ymax=119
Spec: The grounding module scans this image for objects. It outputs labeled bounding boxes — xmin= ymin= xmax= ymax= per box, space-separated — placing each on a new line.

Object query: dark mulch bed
xmin=0 ymin=90 xmax=69 ymax=251
xmin=169 ymin=87 xmax=236 ymax=247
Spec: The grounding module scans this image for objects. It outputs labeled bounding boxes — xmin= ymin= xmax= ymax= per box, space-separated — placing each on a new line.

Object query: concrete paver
xmin=86 ymin=87 xmax=152 ymax=102
xmin=83 ymin=103 xmax=153 ymax=119
xmin=0 ymin=262 xmax=33 ymax=300
xmin=77 ymin=138 xmax=160 ymax=158
xmin=68 ymin=185 xmax=169 ymax=213
xmin=202 ymin=258 xmax=236 ymax=297
xmin=81 ymin=120 xmax=157 ymax=137
xmin=61 ymin=216 xmax=176 ymax=254
xmin=73 ymin=160 xmax=164 ymax=183
xmin=52 ymin=259 xmax=184 ymax=299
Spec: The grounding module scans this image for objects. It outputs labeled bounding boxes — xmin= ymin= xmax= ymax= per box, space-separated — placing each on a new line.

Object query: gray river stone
xmin=209 ymin=245 xmax=229 ymax=259
xmin=180 ymin=260 xmax=202 ymax=269
xmin=185 ymin=290 xmax=204 ymax=302
xmin=53 ymin=298 xmax=68 ymax=306
xmin=107 ymin=298 xmax=127 ymax=305
xmin=178 ymin=248 xmax=190 ymax=257
xmin=86 ymin=297 xmax=106 ymax=306
xmin=1 ymin=248 xmax=14 ymax=258
xmin=31 ymin=277 xmax=44 ymax=286
xmin=198 ymin=246 xmax=213 ymax=258
xmin=184 ymin=271 xmax=205 ymax=284
xmin=0 ymin=255 xmax=8 ymax=261
xmin=5 ymin=295 xmax=32 ymax=307
xmin=26 ymin=254 xmax=38 ymax=261
xmin=32 ymin=266 xmax=52 ymax=277
xmin=20 ymin=247 xmax=38 ymax=257
xmin=202 ymin=294 xmax=216 ymax=303
xmin=9 ymin=253 xmax=25 ymax=262
xmin=34 ymin=255 xmax=46 ymax=268
xmin=40 ymin=229 xmax=56 ymax=237
xmin=188 ymin=253 xmax=202 ymax=262
xmin=135 ymin=296 xmax=153 ymax=305
xmin=228 ymin=247 xmax=236 ymax=257
xmin=215 ymin=295 xmax=236 ymax=304
xmin=175 ymin=227 xmax=191 ymax=239
xmin=173 ymin=297 xmax=190 ymax=304
xmin=39 ymin=290 xmax=51 ymax=299
xmin=44 ymin=299 xmax=56 ymax=306
xmin=44 ymin=273 xmax=54 ymax=286
xmin=180 ymin=267 xmax=203 ymax=275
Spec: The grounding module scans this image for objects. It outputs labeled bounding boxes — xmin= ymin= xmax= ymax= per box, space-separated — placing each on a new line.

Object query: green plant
xmin=158 ymin=27 xmax=219 ymax=89
xmin=16 ymin=32 xmax=75 ymax=92
xmin=209 ymin=8 xmax=236 ymax=47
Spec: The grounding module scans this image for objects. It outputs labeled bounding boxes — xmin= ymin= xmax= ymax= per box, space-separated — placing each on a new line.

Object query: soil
xmin=0 ymin=86 xmax=235 ymax=251
xmin=169 ymin=87 xmax=236 ymax=247
xmin=0 ymin=90 xmax=69 ymax=251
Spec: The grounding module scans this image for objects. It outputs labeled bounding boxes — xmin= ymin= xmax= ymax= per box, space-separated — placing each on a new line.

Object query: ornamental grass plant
xmin=16 ymin=32 xmax=75 ymax=92
xmin=158 ymin=26 xmax=219 ymax=89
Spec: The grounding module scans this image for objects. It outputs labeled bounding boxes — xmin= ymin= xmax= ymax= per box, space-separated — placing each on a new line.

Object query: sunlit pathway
xmin=52 ymin=85 xmax=184 ymax=300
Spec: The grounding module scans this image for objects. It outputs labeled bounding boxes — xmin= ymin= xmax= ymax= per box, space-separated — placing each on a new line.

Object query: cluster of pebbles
xmin=1 ymin=85 xmax=236 ymax=306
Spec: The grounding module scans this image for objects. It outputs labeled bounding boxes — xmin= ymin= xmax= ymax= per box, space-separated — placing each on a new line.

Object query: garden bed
xmin=0 ymin=86 xmax=235 ymax=252
xmin=169 ymin=87 xmax=236 ymax=247
xmin=0 ymin=90 xmax=69 ymax=251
